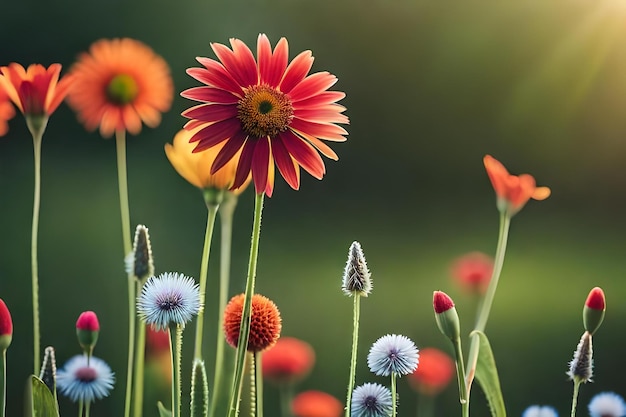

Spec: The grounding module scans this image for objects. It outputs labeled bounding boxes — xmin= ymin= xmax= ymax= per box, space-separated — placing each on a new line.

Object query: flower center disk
xmin=237 ymin=85 xmax=293 ymax=138
xmin=106 ymin=74 xmax=139 ymax=105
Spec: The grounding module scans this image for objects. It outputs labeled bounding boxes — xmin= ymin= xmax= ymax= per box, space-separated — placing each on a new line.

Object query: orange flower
xmin=292 ymin=390 xmax=343 ymax=417
xmin=223 ymin=293 xmax=281 ymax=352
xmin=483 ymin=155 xmax=550 ymax=216
xmin=0 ymin=63 xmax=73 ymax=116
xmin=408 ymin=347 xmax=455 ymax=396
xmin=0 ymin=87 xmax=15 ymax=136
xmin=165 ymin=126 xmax=250 ymax=193
xmin=450 ymin=251 xmax=493 ymax=295
xmin=262 ymin=336 xmax=315 ymax=384
xmin=67 ymin=38 xmax=173 ymax=137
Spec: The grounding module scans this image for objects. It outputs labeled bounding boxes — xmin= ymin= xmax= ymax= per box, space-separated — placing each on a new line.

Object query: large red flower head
xmin=450 ymin=251 xmax=494 ymax=295
xmin=0 ymin=63 xmax=73 ymax=117
xmin=483 ymin=155 xmax=550 ymax=216
xmin=291 ymin=390 xmax=343 ymax=417
xmin=182 ymin=34 xmax=349 ymax=197
xmin=67 ymin=38 xmax=173 ymax=137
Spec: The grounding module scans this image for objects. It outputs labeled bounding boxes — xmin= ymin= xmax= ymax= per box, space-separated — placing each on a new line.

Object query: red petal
xmin=190 ymin=59 xmax=243 ymax=96
xmin=251 ymin=137 xmax=270 ymax=195
xmin=182 ymin=103 xmax=238 ymax=123
xmin=280 ymin=130 xmax=325 ymax=179
xmin=272 ymin=136 xmax=300 ymax=190
xmin=293 ymin=130 xmax=339 ymax=160
xmin=258 ymin=35 xmax=288 ymax=88
xmin=288 ymin=72 xmax=338 ymax=102
xmin=293 ymin=91 xmax=346 ymax=108
xmin=233 ymin=140 xmax=256 ymax=190
xmin=294 ymin=107 xmax=349 ymax=124
xmin=279 ymin=50 xmax=313 ymax=94
xmin=211 ymin=41 xmax=257 ymax=88
xmin=189 ymin=119 xmax=241 ymax=151
xmin=181 ymin=86 xmax=239 ymax=104
xmin=289 ymin=119 xmax=348 ymax=141
xmin=211 ymin=130 xmax=248 ymax=174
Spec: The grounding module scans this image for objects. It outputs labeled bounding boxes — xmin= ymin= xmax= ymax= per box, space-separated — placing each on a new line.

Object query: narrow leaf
xmin=471 ymin=331 xmax=506 ymax=417
xmin=27 ymin=375 xmax=59 ymax=417
xmin=190 ymin=359 xmax=209 ymax=417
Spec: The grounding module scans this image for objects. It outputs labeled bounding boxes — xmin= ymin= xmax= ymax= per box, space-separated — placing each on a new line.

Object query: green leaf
xmin=157 ymin=401 xmax=173 ymax=417
xmin=471 ymin=331 xmax=507 ymax=417
xmin=190 ymin=359 xmax=209 ymax=417
xmin=25 ymin=375 xmax=59 ymax=417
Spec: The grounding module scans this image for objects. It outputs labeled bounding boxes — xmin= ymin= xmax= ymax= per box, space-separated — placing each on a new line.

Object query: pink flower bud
xmin=433 ymin=291 xmax=454 ymax=314
xmin=76 ymin=311 xmax=100 ymax=331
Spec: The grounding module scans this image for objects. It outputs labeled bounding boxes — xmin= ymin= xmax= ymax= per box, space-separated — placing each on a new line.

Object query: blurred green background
xmin=2 ymin=0 xmax=626 ymax=416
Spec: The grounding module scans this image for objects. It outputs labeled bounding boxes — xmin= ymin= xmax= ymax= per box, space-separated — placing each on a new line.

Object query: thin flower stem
xmin=249 ymin=353 xmax=256 ymax=417
xmin=279 ymin=384 xmax=294 ymax=417
xmin=209 ymin=193 xmax=238 ymax=417
xmin=29 ymin=127 xmax=44 ymax=376
xmin=344 ymin=294 xmax=361 ymax=417
xmin=391 ymin=372 xmax=397 ymax=417
xmin=228 ymin=192 xmax=265 ymax=417
xmin=132 ymin=302 xmax=146 ymax=417
xmin=255 ymin=351 xmax=264 ymax=417
xmin=1 ymin=350 xmax=6 ymax=417
xmin=194 ymin=199 xmax=220 ymax=359
xmin=570 ymin=380 xmax=581 ymax=417
xmin=116 ymin=129 xmax=135 ymax=417
xmin=78 ymin=399 xmax=84 ymax=417
xmin=170 ymin=324 xmax=184 ymax=417
xmin=465 ymin=212 xmax=511 ymax=393
xmin=416 ymin=393 xmax=434 ymax=417
xmin=452 ymin=337 xmax=469 ymax=417
xmin=85 ymin=401 xmax=91 ymax=417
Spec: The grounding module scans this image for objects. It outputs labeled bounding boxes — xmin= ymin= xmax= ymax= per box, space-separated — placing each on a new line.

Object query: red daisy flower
xmin=182 ymin=34 xmax=349 ymax=196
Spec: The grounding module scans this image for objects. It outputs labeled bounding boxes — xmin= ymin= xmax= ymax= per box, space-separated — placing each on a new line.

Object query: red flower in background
xmin=262 ymin=336 xmax=315 ymax=384
xmin=450 ymin=251 xmax=494 ymax=295
xmin=0 ymin=87 xmax=15 ymax=136
xmin=292 ymin=390 xmax=343 ymax=417
xmin=408 ymin=347 xmax=455 ymax=396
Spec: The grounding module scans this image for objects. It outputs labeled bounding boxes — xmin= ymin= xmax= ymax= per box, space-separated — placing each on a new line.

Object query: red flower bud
xmin=433 ymin=291 xmax=454 ymax=314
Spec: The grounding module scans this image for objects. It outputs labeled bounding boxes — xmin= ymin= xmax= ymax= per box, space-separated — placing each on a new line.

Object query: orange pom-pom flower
xmin=223 ymin=293 xmax=281 ymax=352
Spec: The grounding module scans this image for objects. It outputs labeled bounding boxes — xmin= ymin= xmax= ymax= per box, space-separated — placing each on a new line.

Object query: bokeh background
xmin=2 ymin=0 xmax=626 ymax=415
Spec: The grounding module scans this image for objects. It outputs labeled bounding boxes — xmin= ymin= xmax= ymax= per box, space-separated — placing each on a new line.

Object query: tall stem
xmin=416 ymin=394 xmax=434 ymax=417
xmin=29 ymin=124 xmax=44 ymax=376
xmin=344 ymin=295 xmax=361 ymax=417
xmin=228 ymin=192 xmax=265 ymax=417
xmin=132 ymin=297 xmax=146 ymax=417
xmin=465 ymin=212 xmax=511 ymax=392
xmin=209 ymin=193 xmax=238 ymax=417
xmin=278 ymin=384 xmax=294 ymax=417
xmin=249 ymin=353 xmax=256 ymax=417
xmin=255 ymin=352 xmax=263 ymax=417
xmin=0 ymin=349 xmax=6 ymax=417
xmin=170 ymin=325 xmax=184 ymax=417
xmin=116 ymin=129 xmax=135 ymax=417
xmin=391 ymin=372 xmax=397 ymax=417
xmin=194 ymin=197 xmax=220 ymax=359
xmin=570 ymin=381 xmax=581 ymax=417
xmin=452 ymin=338 xmax=469 ymax=417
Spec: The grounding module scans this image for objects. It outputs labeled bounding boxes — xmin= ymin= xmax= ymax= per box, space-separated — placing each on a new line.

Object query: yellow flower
xmin=165 ymin=126 xmax=249 ymax=193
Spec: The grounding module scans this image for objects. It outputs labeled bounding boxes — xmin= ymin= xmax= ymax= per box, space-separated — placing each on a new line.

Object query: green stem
xmin=279 ymin=384 xmax=294 ymax=417
xmin=570 ymin=380 xmax=581 ymax=417
xmin=416 ymin=393 xmax=434 ymax=417
xmin=85 ymin=401 xmax=91 ymax=417
xmin=255 ymin=352 xmax=263 ymax=417
xmin=228 ymin=192 xmax=265 ymax=417
xmin=391 ymin=372 xmax=397 ymax=417
xmin=194 ymin=195 xmax=220 ymax=359
xmin=132 ymin=308 xmax=146 ymax=417
xmin=170 ymin=325 xmax=184 ymax=417
xmin=249 ymin=353 xmax=256 ymax=417
xmin=0 ymin=350 xmax=5 ymax=417
xmin=465 ymin=212 xmax=510 ymax=393
xmin=344 ymin=294 xmax=361 ymax=417
xmin=78 ymin=399 xmax=84 ymax=417
xmin=452 ymin=337 xmax=469 ymax=417
xmin=209 ymin=193 xmax=238 ymax=417
xmin=29 ymin=125 xmax=44 ymax=376
xmin=116 ymin=130 xmax=135 ymax=417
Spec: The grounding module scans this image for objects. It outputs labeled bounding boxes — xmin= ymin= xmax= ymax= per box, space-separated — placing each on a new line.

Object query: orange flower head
xmin=291 ymin=390 xmax=343 ymax=417
xmin=165 ymin=126 xmax=250 ymax=193
xmin=0 ymin=87 xmax=15 ymax=137
xmin=67 ymin=38 xmax=173 ymax=137
xmin=408 ymin=347 xmax=455 ymax=396
xmin=0 ymin=63 xmax=73 ymax=117
xmin=262 ymin=336 xmax=315 ymax=384
xmin=223 ymin=293 xmax=281 ymax=352
xmin=483 ymin=155 xmax=551 ymax=216
xmin=450 ymin=251 xmax=494 ymax=295
xmin=182 ymin=34 xmax=349 ymax=197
